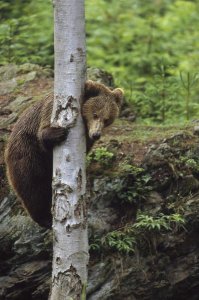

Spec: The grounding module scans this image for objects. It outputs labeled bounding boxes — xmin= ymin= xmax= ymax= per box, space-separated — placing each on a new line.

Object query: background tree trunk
xmin=50 ymin=1 xmax=88 ymax=299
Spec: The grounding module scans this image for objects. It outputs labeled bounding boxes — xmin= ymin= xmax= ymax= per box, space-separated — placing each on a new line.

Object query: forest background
xmin=0 ymin=0 xmax=199 ymax=124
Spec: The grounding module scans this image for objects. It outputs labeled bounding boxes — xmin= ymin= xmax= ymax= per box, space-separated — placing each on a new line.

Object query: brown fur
xmin=5 ymin=80 xmax=123 ymax=228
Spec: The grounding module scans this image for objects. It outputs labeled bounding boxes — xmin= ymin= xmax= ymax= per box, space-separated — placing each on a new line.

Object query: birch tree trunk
xmin=50 ymin=1 xmax=88 ymax=299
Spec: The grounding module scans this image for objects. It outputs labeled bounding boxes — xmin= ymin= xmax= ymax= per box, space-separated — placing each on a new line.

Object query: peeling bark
xmin=50 ymin=1 xmax=88 ymax=299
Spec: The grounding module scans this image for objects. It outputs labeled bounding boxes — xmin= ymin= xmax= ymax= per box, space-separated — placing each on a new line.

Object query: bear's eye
xmin=104 ymin=119 xmax=111 ymax=126
xmin=93 ymin=113 xmax=98 ymax=119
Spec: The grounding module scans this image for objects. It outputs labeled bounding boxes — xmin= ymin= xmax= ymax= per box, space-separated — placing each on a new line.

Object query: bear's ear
xmin=84 ymin=80 xmax=107 ymax=99
xmin=112 ymin=88 xmax=124 ymax=108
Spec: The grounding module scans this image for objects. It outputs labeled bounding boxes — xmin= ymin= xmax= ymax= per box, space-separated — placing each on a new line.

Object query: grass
xmin=103 ymin=119 xmax=194 ymax=144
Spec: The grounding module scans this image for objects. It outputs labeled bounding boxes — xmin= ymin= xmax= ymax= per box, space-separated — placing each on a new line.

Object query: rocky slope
xmin=0 ymin=64 xmax=199 ymax=300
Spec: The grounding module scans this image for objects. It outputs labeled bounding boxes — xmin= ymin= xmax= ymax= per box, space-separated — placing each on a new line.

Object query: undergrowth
xmin=90 ymin=211 xmax=186 ymax=255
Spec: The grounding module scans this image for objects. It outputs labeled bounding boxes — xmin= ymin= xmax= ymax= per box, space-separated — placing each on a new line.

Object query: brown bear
xmin=5 ymin=80 xmax=123 ymax=228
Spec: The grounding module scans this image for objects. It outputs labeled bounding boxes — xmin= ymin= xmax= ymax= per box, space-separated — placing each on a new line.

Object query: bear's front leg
xmin=38 ymin=127 xmax=68 ymax=150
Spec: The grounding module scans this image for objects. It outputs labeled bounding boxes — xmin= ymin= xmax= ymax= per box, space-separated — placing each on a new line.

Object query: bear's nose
xmin=92 ymin=132 xmax=101 ymax=140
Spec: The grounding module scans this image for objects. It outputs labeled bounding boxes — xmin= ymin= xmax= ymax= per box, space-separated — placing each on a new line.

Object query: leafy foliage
xmin=90 ymin=211 xmax=186 ymax=255
xmin=102 ymin=231 xmax=136 ymax=255
xmin=180 ymin=72 xmax=199 ymax=120
xmin=134 ymin=211 xmax=186 ymax=232
xmin=86 ymin=0 xmax=199 ymax=123
xmin=0 ymin=0 xmax=53 ymax=66
xmin=87 ymin=147 xmax=114 ymax=167
xmin=113 ymin=163 xmax=152 ymax=204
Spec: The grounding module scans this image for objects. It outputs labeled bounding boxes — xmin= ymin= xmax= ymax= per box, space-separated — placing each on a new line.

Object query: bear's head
xmin=82 ymin=80 xmax=124 ymax=140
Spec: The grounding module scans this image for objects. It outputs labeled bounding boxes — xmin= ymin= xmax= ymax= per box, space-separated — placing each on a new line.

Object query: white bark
xmin=50 ymin=1 xmax=88 ymax=299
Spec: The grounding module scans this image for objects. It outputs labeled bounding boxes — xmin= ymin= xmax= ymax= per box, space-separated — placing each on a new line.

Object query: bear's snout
xmin=88 ymin=119 xmax=103 ymax=140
